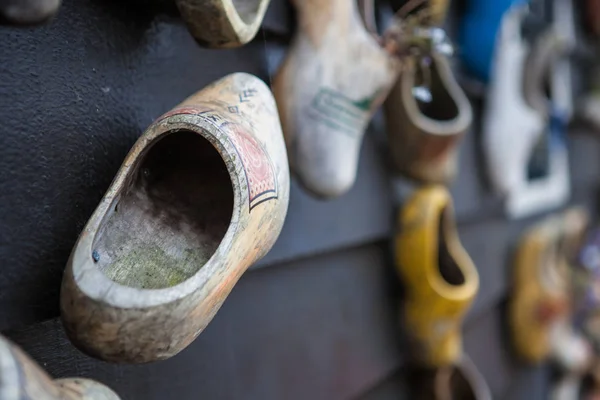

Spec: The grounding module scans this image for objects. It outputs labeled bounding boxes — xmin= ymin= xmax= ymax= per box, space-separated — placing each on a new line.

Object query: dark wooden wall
xmin=1 ymin=0 xmax=599 ymax=399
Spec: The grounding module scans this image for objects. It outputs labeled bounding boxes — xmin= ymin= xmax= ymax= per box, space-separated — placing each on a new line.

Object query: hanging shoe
xmin=484 ymin=4 xmax=571 ymax=218
xmin=61 ymin=73 xmax=290 ymax=363
xmin=509 ymin=207 xmax=589 ymax=364
xmin=482 ymin=4 xmax=544 ymax=196
xmin=0 ymin=334 xmax=121 ymax=399
xmin=395 ymin=185 xmax=479 ymax=367
xmin=384 ymin=50 xmax=472 ymax=184
xmin=272 ymin=0 xmax=401 ymax=198
xmin=175 ymin=0 xmax=271 ymax=48
xmin=458 ymin=0 xmax=524 ymax=82
xmin=0 ymin=0 xmax=60 ymax=25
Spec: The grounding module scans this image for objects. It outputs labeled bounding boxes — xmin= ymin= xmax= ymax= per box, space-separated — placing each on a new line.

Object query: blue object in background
xmin=459 ymin=0 xmax=528 ymax=82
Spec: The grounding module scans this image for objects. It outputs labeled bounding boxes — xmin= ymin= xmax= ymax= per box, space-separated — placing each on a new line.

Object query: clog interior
xmin=92 ymin=130 xmax=234 ymax=289
xmin=438 ymin=209 xmax=466 ymax=286
xmin=233 ymin=0 xmax=260 ymax=24
xmin=416 ymin=61 xmax=459 ymax=121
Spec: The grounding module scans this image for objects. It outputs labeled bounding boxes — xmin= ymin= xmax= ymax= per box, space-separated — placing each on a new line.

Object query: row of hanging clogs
xmin=1 ymin=1 xmax=598 ymax=399
xmin=393 ymin=188 xmax=600 ymax=399
xmin=274 ymin=0 xmax=472 ymax=198
xmin=4 ymin=0 xmax=584 ymax=216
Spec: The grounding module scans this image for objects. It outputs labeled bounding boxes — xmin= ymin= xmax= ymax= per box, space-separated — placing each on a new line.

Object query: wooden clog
xmin=435 ymin=356 xmax=491 ymax=400
xmin=0 ymin=334 xmax=120 ymax=399
xmin=384 ymin=50 xmax=472 ymax=184
xmin=175 ymin=0 xmax=271 ymax=48
xmin=0 ymin=0 xmax=60 ymax=25
xmin=410 ymin=356 xmax=491 ymax=400
xmin=395 ymin=186 xmax=479 ymax=367
xmin=273 ymin=0 xmax=400 ymax=198
xmin=60 ymin=73 xmax=290 ymax=363
xmin=509 ymin=208 xmax=589 ymax=364
xmin=483 ymin=5 xmax=571 ymax=218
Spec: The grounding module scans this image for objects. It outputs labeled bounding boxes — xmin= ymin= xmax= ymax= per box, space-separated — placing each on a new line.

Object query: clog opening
xmin=415 ymin=61 xmax=459 ymax=121
xmin=438 ymin=208 xmax=466 ymax=286
xmin=91 ymin=130 xmax=234 ymax=289
xmin=233 ymin=0 xmax=261 ymax=24
xmin=434 ymin=366 xmax=480 ymax=400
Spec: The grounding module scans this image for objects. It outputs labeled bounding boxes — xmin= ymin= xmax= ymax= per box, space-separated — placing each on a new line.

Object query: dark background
xmin=1 ymin=0 xmax=599 ymax=398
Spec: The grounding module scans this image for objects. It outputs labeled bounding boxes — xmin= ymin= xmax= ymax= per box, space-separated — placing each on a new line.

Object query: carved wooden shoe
xmin=60 ymin=73 xmax=290 ymax=363
xmin=395 ymin=186 xmax=479 ymax=367
xmin=385 ymin=51 xmax=472 ymax=184
xmin=484 ymin=5 xmax=571 ymax=218
xmin=174 ymin=0 xmax=270 ymax=48
xmin=0 ymin=334 xmax=120 ymax=400
xmin=273 ymin=0 xmax=400 ymax=198
xmin=509 ymin=208 xmax=589 ymax=364
xmin=0 ymin=0 xmax=60 ymax=25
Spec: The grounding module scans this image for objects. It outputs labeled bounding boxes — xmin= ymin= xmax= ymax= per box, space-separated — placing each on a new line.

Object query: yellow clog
xmin=395 ymin=185 xmax=479 ymax=367
xmin=509 ymin=208 xmax=589 ymax=364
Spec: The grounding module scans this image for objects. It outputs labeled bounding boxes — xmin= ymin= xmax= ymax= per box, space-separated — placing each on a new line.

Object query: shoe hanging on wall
xmin=509 ymin=208 xmax=590 ymax=365
xmin=482 ymin=4 xmax=571 ymax=219
xmin=458 ymin=0 xmax=525 ymax=82
xmin=61 ymin=73 xmax=290 ymax=363
xmin=395 ymin=185 xmax=490 ymax=399
xmin=0 ymin=0 xmax=61 ymax=25
xmin=175 ymin=0 xmax=271 ymax=48
xmin=384 ymin=52 xmax=472 ymax=184
xmin=384 ymin=2 xmax=472 ymax=185
xmin=482 ymin=4 xmax=543 ymax=196
xmin=272 ymin=0 xmax=402 ymax=199
xmin=0 ymin=334 xmax=121 ymax=399
xmin=395 ymin=185 xmax=479 ymax=367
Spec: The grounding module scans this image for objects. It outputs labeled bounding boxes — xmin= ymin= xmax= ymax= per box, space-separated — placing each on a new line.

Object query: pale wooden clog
xmin=484 ymin=5 xmax=571 ymax=218
xmin=0 ymin=334 xmax=120 ymax=400
xmin=273 ymin=0 xmax=400 ymax=198
xmin=61 ymin=73 xmax=290 ymax=363
xmin=175 ymin=0 xmax=271 ymax=48
xmin=0 ymin=0 xmax=60 ymax=25
xmin=482 ymin=5 xmax=544 ymax=194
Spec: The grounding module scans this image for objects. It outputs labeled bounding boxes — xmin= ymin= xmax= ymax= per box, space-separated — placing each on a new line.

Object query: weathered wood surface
xmin=61 ymin=73 xmax=290 ymax=363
